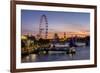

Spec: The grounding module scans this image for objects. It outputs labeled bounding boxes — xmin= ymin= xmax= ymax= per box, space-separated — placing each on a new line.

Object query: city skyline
xmin=21 ymin=10 xmax=90 ymax=39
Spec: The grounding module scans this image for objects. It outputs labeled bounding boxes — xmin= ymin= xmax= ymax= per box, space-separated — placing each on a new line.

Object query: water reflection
xmin=21 ymin=46 xmax=90 ymax=63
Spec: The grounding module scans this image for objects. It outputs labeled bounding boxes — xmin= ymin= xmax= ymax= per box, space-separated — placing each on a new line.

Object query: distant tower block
xmin=39 ymin=14 xmax=48 ymax=39
xmin=64 ymin=32 xmax=66 ymax=39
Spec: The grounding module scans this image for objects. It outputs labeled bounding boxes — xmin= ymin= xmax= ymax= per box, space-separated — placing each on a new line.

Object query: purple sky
xmin=21 ymin=10 xmax=90 ymax=38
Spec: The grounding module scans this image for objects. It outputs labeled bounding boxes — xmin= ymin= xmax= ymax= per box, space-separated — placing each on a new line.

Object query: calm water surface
xmin=21 ymin=46 xmax=90 ymax=63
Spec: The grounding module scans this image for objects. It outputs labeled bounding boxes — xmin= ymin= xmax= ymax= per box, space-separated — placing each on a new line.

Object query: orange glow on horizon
xmin=22 ymin=31 xmax=90 ymax=39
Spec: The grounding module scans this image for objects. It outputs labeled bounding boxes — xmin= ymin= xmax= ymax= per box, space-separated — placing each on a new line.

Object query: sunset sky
xmin=21 ymin=10 xmax=90 ymax=39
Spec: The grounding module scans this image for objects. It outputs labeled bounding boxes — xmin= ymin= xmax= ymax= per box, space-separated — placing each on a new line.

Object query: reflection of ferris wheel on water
xmin=38 ymin=14 xmax=48 ymax=39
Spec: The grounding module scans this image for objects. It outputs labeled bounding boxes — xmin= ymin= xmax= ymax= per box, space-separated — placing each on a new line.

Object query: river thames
xmin=21 ymin=46 xmax=90 ymax=63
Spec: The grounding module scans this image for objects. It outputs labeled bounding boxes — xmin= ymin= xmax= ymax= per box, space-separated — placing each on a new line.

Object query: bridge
xmin=32 ymin=43 xmax=82 ymax=54
xmin=33 ymin=46 xmax=70 ymax=54
xmin=22 ymin=43 xmax=86 ymax=56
